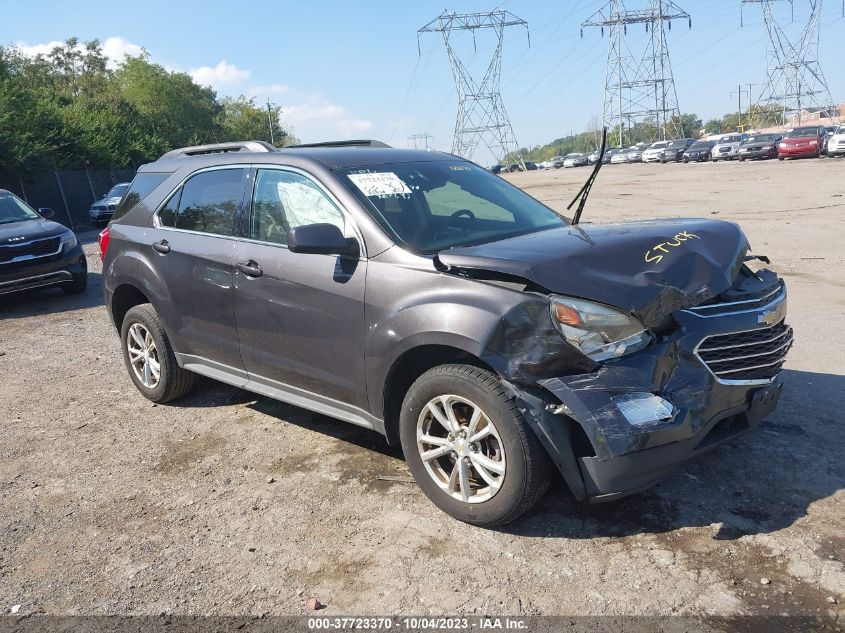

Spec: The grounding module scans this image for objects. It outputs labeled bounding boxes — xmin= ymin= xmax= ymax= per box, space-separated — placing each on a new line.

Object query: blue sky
xmin=5 ymin=0 xmax=844 ymax=163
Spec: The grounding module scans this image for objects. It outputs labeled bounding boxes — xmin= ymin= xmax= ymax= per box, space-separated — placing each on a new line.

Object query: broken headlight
xmin=550 ymin=296 xmax=652 ymax=362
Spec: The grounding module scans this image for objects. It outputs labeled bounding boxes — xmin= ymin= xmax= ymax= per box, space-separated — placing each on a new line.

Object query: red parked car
xmin=777 ymin=125 xmax=826 ymax=160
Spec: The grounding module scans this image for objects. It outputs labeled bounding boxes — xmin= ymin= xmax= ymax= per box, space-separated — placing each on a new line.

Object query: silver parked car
xmin=89 ymin=182 xmax=131 ymax=226
xmin=711 ymin=134 xmax=749 ymax=162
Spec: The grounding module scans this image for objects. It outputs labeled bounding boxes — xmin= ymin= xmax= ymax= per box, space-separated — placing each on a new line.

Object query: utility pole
xmin=418 ymin=10 xmax=530 ymax=168
xmin=582 ymin=0 xmax=691 ymax=147
xmin=730 ymin=84 xmax=750 ymax=131
xmin=266 ymin=99 xmax=275 ymax=146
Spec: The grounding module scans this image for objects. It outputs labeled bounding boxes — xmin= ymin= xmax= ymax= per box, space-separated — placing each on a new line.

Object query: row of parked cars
xmin=501 ymin=123 xmax=845 ymax=171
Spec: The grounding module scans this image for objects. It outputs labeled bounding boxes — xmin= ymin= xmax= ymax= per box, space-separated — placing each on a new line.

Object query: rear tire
xmin=121 ymin=304 xmax=195 ymax=403
xmin=399 ymin=364 xmax=553 ymax=527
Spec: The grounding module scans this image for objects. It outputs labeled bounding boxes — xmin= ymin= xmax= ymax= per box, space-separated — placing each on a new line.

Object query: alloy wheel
xmin=416 ymin=395 xmax=506 ymax=504
xmin=126 ymin=323 xmax=160 ymax=389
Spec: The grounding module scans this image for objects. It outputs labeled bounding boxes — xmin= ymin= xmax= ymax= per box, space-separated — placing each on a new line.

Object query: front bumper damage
xmin=511 ymin=275 xmax=791 ymax=502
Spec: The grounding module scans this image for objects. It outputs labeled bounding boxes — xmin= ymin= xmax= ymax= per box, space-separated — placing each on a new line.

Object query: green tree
xmin=215 ymin=96 xmax=287 ymax=145
xmin=115 ymin=56 xmax=220 ymax=150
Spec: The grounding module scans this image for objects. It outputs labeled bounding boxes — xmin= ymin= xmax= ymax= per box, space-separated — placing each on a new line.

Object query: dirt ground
xmin=1 ymin=158 xmax=843 ymax=623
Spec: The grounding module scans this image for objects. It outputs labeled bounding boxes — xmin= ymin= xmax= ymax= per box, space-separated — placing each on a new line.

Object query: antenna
xmin=582 ymin=0 xmax=690 ymax=147
xmin=741 ymin=0 xmax=837 ymax=127
xmin=418 ymin=10 xmax=529 ymax=168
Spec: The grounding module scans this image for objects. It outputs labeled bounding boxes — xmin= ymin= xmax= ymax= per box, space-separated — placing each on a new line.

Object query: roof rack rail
xmin=158 ymin=140 xmax=278 ymax=161
xmin=287 ymin=139 xmax=392 ymax=149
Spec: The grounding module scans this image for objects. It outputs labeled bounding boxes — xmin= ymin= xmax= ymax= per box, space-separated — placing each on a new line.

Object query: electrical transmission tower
xmin=408 ymin=133 xmax=434 ymax=150
xmin=740 ymin=0 xmax=836 ymax=127
xmin=582 ymin=1 xmax=691 ymax=147
xmin=418 ymin=10 xmax=529 ymax=167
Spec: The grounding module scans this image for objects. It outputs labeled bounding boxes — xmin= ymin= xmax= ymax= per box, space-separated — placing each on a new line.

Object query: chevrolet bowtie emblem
xmin=758 ymin=310 xmax=780 ymax=326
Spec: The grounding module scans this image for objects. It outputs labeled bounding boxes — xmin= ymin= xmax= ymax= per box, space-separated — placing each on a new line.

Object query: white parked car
xmin=711 ymin=133 xmax=749 ymax=161
xmin=826 ymin=124 xmax=845 ymax=157
xmin=642 ymin=141 xmax=670 ymax=163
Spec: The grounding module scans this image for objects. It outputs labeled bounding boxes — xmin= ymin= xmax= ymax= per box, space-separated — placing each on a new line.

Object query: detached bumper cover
xmin=528 ymin=279 xmax=790 ymax=501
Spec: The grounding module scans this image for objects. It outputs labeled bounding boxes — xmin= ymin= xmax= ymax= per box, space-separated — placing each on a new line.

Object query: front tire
xmin=121 ymin=304 xmax=195 ymax=403
xmin=399 ymin=364 xmax=553 ymax=527
xmin=62 ymin=267 xmax=87 ymax=295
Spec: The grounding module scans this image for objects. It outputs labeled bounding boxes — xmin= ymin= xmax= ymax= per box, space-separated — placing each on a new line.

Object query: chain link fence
xmin=0 ymin=166 xmax=137 ymax=230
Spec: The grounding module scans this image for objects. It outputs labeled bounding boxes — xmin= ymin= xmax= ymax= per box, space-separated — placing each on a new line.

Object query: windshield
xmin=668 ymin=140 xmax=687 ymax=148
xmin=718 ymin=135 xmax=740 ymax=143
xmin=649 ymin=141 xmax=669 ymax=149
xmin=837 ymin=126 xmax=845 ymax=134
xmin=340 ymin=161 xmax=566 ymax=253
xmin=784 ymin=127 xmax=818 ymax=138
xmin=690 ymin=142 xmax=710 ymax=150
xmin=746 ymin=134 xmax=777 ymax=143
xmin=105 ymin=183 xmax=130 ymax=199
xmin=0 ymin=191 xmax=41 ymax=225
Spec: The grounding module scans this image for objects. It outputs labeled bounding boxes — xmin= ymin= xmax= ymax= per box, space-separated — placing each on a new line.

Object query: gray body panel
xmin=103 ymin=144 xmax=791 ymax=502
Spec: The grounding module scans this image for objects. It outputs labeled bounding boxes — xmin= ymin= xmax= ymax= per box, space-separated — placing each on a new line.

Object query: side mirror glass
xmin=38 ymin=208 xmax=55 ymax=219
xmin=287 ymin=223 xmax=359 ymax=257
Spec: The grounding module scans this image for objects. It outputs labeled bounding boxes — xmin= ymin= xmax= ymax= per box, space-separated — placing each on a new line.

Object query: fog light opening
xmin=613 ymin=393 xmax=675 ymax=427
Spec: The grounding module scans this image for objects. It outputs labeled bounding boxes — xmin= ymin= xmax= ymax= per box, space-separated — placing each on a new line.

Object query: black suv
xmin=101 ymin=140 xmax=792 ymax=526
xmin=1 ymin=189 xmax=87 ymax=297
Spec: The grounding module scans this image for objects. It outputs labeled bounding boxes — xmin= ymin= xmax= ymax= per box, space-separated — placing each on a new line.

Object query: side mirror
xmin=38 ymin=208 xmax=55 ymax=219
xmin=288 ymin=223 xmax=359 ymax=257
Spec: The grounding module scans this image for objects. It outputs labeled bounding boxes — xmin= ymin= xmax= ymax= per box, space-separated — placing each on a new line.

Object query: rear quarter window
xmin=112 ymin=173 xmax=170 ymax=221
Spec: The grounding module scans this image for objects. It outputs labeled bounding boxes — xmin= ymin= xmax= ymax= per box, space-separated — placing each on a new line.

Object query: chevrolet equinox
xmin=100 ymin=140 xmax=792 ymax=526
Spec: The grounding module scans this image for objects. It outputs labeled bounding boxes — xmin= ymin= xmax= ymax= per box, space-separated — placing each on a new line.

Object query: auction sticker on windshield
xmin=348 ymin=172 xmax=412 ymax=197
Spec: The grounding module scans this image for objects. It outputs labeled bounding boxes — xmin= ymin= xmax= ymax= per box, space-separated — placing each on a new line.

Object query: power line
xmin=408 ymin=133 xmax=434 ymax=149
xmin=741 ymin=0 xmax=838 ymax=126
xmin=582 ymin=0 xmax=692 ymax=147
xmin=418 ymin=10 xmax=530 ymax=166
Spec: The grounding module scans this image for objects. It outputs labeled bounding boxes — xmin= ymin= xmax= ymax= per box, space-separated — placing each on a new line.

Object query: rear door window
xmin=158 ymin=168 xmax=247 ymax=237
xmin=112 ymin=173 xmax=169 ymax=220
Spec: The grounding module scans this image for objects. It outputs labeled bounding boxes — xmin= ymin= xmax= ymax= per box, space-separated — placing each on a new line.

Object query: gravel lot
xmin=1 ymin=158 xmax=843 ymax=623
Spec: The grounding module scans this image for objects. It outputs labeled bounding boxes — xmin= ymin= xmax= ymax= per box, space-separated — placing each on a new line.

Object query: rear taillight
xmin=98 ymin=226 xmax=110 ymax=261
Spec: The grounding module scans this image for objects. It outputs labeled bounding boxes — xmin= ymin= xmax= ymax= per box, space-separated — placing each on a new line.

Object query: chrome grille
xmin=687 ymin=281 xmax=785 ymax=317
xmin=696 ymin=321 xmax=793 ymax=383
xmin=0 ymin=237 xmax=61 ymax=264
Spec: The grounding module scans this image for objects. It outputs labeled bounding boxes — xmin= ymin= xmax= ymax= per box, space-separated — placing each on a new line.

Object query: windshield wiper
xmin=567 ymin=127 xmax=607 ymax=225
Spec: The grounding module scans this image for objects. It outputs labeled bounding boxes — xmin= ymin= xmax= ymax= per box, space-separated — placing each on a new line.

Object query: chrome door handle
xmin=152 ymin=240 xmax=170 ymax=254
xmin=236 ymin=260 xmax=263 ymax=278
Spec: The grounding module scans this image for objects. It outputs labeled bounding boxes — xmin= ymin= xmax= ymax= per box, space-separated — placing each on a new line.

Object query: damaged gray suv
xmin=101 ymin=140 xmax=792 ymax=526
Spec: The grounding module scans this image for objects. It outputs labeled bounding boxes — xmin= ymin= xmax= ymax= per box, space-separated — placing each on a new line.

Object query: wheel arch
xmin=382 ymin=344 xmax=496 ymax=446
xmin=109 ymin=283 xmax=151 ymax=331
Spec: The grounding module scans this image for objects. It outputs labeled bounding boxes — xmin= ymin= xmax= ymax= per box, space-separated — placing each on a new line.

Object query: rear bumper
xmin=0 ymin=246 xmax=86 ymax=295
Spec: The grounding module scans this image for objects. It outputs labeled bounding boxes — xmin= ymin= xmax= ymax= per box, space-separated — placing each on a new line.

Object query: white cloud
xmin=15 ymin=40 xmax=64 ymax=58
xmin=283 ymin=100 xmax=373 ymax=140
xmin=189 ymin=60 xmax=251 ymax=91
xmin=244 ymin=83 xmax=373 ymax=142
xmin=101 ymin=36 xmax=144 ymax=68
xmin=15 ymin=37 xmax=144 ymax=69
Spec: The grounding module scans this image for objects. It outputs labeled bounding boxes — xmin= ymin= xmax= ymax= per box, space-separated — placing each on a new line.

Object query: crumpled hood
xmin=436 ymin=219 xmax=749 ymax=327
xmin=0 ymin=218 xmax=68 ymax=244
